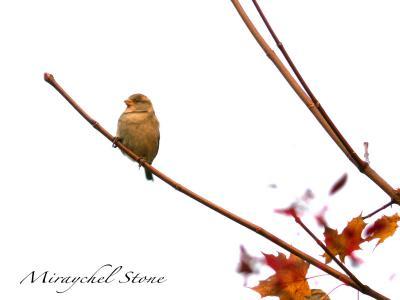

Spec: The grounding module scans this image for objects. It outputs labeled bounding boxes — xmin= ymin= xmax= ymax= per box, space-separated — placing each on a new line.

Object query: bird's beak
xmin=124 ymin=100 xmax=130 ymax=106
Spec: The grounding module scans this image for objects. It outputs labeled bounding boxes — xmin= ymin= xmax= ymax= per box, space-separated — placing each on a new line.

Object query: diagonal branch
xmin=363 ymin=200 xmax=395 ymax=220
xmin=230 ymin=0 xmax=400 ymax=207
xmin=44 ymin=73 xmax=388 ymax=300
xmin=251 ymin=0 xmax=366 ymax=172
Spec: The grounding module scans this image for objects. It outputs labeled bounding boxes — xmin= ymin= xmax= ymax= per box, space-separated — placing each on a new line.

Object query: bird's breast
xmin=117 ymin=112 xmax=160 ymax=163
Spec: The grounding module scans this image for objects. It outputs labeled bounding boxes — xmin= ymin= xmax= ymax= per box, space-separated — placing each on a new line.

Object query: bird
xmin=116 ymin=93 xmax=160 ymax=180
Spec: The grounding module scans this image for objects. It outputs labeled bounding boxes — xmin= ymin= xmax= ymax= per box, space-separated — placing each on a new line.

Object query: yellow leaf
xmin=365 ymin=214 xmax=400 ymax=247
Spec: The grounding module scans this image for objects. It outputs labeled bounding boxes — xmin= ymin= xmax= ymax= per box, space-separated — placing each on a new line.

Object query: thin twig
xmin=326 ymin=283 xmax=346 ymax=299
xmin=251 ymin=0 xmax=367 ymax=172
xmin=44 ymin=73 xmax=388 ymax=300
xmin=363 ymin=200 xmax=395 ymax=220
xmin=306 ymin=274 xmax=329 ymax=280
xmin=294 ymin=216 xmax=365 ymax=290
xmin=230 ymin=0 xmax=400 ymax=208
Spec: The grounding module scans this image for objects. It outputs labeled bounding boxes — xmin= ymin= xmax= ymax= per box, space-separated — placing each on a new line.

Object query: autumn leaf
xmin=301 ymin=189 xmax=315 ymax=203
xmin=237 ymin=245 xmax=259 ymax=285
xmin=365 ymin=213 xmax=400 ymax=247
xmin=323 ymin=216 xmax=366 ymax=264
xmin=329 ymin=173 xmax=348 ymax=195
xmin=275 ymin=203 xmax=304 ymax=220
xmin=315 ymin=206 xmax=328 ymax=227
xmin=275 ymin=205 xmax=299 ymax=218
xmin=252 ymin=252 xmax=311 ymax=300
xmin=306 ymin=289 xmax=330 ymax=300
xmin=275 ymin=190 xmax=312 ymax=220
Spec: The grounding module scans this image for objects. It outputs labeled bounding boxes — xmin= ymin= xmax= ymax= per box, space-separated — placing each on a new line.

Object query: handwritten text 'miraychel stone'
xmin=20 ymin=264 xmax=167 ymax=293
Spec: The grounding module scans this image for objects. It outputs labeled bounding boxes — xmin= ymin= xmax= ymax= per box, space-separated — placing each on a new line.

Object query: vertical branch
xmin=230 ymin=0 xmax=400 ymax=206
xmin=251 ymin=0 xmax=367 ymax=172
xmin=231 ymin=1 xmax=350 ymax=160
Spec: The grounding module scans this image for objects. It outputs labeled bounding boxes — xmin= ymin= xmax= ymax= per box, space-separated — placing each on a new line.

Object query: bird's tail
xmin=145 ymin=168 xmax=154 ymax=181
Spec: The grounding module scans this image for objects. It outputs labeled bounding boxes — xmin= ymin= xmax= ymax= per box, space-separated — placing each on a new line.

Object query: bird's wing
xmin=116 ymin=115 xmax=122 ymax=137
xmin=154 ymin=132 xmax=160 ymax=157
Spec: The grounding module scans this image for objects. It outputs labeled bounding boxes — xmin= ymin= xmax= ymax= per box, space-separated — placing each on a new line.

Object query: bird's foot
xmin=137 ymin=157 xmax=147 ymax=169
xmin=112 ymin=137 xmax=120 ymax=148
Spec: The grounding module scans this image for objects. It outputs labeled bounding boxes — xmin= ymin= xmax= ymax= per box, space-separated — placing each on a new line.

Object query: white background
xmin=1 ymin=0 xmax=400 ymax=299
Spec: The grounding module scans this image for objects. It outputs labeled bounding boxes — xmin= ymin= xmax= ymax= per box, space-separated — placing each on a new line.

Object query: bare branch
xmin=363 ymin=200 xmax=395 ymax=220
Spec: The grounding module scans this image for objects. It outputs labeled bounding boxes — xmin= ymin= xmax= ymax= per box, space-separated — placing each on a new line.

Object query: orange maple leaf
xmin=252 ymin=253 xmax=311 ymax=300
xmin=323 ymin=216 xmax=366 ymax=263
xmin=365 ymin=213 xmax=400 ymax=247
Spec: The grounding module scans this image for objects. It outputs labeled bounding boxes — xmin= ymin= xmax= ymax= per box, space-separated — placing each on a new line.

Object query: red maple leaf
xmin=323 ymin=216 xmax=366 ymax=264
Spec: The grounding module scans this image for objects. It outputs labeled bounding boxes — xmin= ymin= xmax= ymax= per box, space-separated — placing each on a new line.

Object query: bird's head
xmin=124 ymin=93 xmax=153 ymax=113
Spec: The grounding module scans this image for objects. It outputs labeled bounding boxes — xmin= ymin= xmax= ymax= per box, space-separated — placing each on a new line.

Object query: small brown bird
xmin=116 ymin=93 xmax=160 ymax=180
